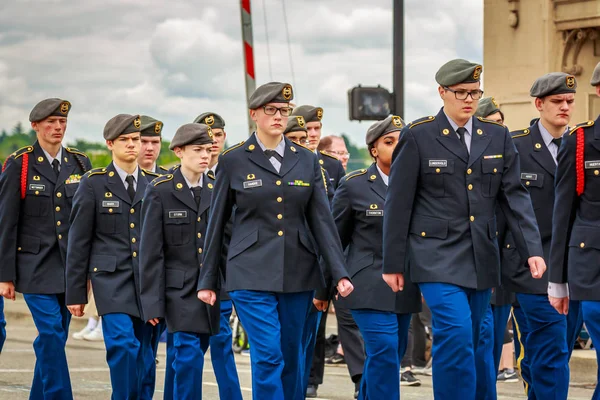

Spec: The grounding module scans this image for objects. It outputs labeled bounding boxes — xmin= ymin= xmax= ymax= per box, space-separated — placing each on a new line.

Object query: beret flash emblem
xmin=473 ymin=65 xmax=482 ymax=80
xmin=208 ymin=126 xmax=214 ymax=139
xmin=392 ymin=116 xmax=403 ymax=128
xmin=316 ymin=108 xmax=323 ymax=120
xmin=60 ymin=101 xmax=70 ymax=114
xmin=566 ymin=75 xmax=575 ymax=89
xmin=282 ymin=85 xmax=293 ymax=100
xmin=296 ymin=116 xmax=305 ymax=128
xmin=155 ymin=122 xmax=163 ymax=134
xmin=133 ymin=117 xmax=141 ymax=129
xmin=491 ymin=97 xmax=499 ymax=107
xmin=205 ymin=115 xmax=215 ymax=126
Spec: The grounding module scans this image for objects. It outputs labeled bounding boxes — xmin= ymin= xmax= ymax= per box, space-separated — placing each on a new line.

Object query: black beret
xmin=140 ymin=115 xmax=163 ymax=137
xmin=29 ymin=98 xmax=71 ymax=122
xmin=435 ymin=59 xmax=482 ymax=86
xmin=193 ymin=112 xmax=225 ymax=129
xmin=291 ymin=105 xmax=323 ymax=123
xmin=474 ymin=97 xmax=502 ymax=119
xmin=366 ymin=115 xmax=405 ymax=146
xmin=530 ymin=72 xmax=577 ymax=97
xmin=248 ymin=82 xmax=294 ymax=109
xmin=103 ymin=114 xmax=141 ymax=140
xmin=283 ymin=116 xmax=307 ymax=135
xmin=169 ymin=123 xmax=214 ymax=150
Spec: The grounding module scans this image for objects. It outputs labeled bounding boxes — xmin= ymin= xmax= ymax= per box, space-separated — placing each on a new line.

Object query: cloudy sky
xmin=0 ymin=0 xmax=482 ymax=148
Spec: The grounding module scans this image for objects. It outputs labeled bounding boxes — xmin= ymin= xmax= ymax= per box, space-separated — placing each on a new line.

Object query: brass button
xmin=58 ymin=234 xmax=62 ymax=240
xmin=130 ymin=223 xmax=135 ymax=229
xmin=493 ymin=168 xmax=498 ymax=173
xmin=35 ymin=191 xmax=39 ymax=195
xmin=506 ymin=244 xmax=511 ymax=249
xmin=468 ymin=184 xmax=473 ymax=191
xmin=133 ymin=252 xmax=137 ymax=258
xmin=198 ymin=248 xmax=203 ymax=254
xmin=197 ymin=217 xmax=201 ymax=222
xmin=17 ymin=247 xmax=21 ymax=251
xmin=277 ymin=214 xmax=283 ymax=220
xmin=56 ymin=192 xmax=62 ymax=198
xmin=94 ymin=267 xmax=98 ymax=272
xmin=131 ymin=238 xmax=136 ymax=244
xmin=276 ymin=180 xmax=282 ymax=186
xmin=56 ymin=221 xmax=61 ymax=226
xmin=421 ymin=232 xmax=426 ymax=237
xmin=467 ymin=168 xmax=472 ymax=175
xmin=525 ymin=181 xmax=530 ymax=186
xmin=108 ymin=208 xmax=113 ymax=213
xmin=197 ymin=233 xmax=202 ymax=239
xmin=435 ymin=168 xmax=441 ymax=173
xmin=277 ymin=197 xmax=283 ymax=203
xmin=595 ymin=170 xmax=599 ymax=176
xmin=278 ymin=231 xmax=284 ymax=236
xmin=55 ymin=206 xmax=60 ymax=212
xmin=130 ymin=208 xmax=135 ymax=214
xmin=470 ymin=216 xmax=475 ymax=222
xmin=580 ymin=242 xmax=585 ymax=248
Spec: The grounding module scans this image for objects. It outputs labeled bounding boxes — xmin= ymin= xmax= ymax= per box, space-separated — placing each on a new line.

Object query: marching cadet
xmin=138 ymin=115 xmax=168 ymax=175
xmin=197 ymin=82 xmax=353 ymax=400
xmin=66 ymin=114 xmax=159 ymax=399
xmin=329 ymin=115 xmax=421 ymax=399
xmin=382 ymin=59 xmax=546 ymax=400
xmin=191 ymin=112 xmax=244 ymax=400
xmin=139 ymin=123 xmax=221 ymax=399
xmin=0 ymin=98 xmax=91 ymax=399
xmin=499 ymin=74 xmax=584 ymax=399
xmin=549 ymin=62 xmax=600 ymax=400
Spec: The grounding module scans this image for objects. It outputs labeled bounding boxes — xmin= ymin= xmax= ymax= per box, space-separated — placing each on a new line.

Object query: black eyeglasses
xmin=263 ymin=105 xmax=293 ymax=116
xmin=443 ymin=87 xmax=484 ymax=100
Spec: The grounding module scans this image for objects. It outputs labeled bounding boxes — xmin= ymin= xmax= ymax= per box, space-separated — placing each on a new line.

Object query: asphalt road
xmin=0 ymin=315 xmax=596 ymax=399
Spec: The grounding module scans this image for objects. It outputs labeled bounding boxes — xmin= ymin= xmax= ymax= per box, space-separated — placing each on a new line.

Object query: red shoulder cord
xmin=2 ymin=153 xmax=28 ymax=199
xmin=576 ymin=127 xmax=585 ymax=196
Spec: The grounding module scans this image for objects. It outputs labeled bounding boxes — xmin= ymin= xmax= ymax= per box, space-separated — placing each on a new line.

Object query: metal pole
xmin=393 ymin=0 xmax=404 ymax=118
xmin=241 ymin=0 xmax=257 ymax=134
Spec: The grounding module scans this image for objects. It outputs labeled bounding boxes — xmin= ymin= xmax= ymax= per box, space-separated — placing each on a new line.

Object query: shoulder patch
xmin=142 ymin=168 xmax=160 ymax=178
xmin=409 ymin=116 xmax=435 ymax=129
xmin=477 ymin=116 xmax=504 ymax=127
xmin=510 ymin=128 xmax=531 ymax=139
xmin=319 ymin=150 xmax=340 ymax=160
xmin=206 ymin=170 xmax=215 ymax=180
xmin=345 ymin=169 xmax=367 ymax=181
xmin=569 ymin=120 xmax=595 ymax=136
xmin=152 ymin=174 xmax=174 ymax=187
xmin=65 ymin=147 xmax=89 ymax=158
xmin=222 ymin=141 xmax=245 ymax=156
xmin=11 ymin=145 xmax=34 ymax=160
xmin=84 ymin=167 xmax=107 ymax=178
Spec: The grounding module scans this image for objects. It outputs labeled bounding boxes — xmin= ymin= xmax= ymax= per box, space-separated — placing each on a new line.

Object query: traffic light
xmin=348 ymin=85 xmax=394 ymax=121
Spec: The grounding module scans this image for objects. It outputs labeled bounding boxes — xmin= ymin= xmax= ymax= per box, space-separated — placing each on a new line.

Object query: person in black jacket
xmin=197 ymin=82 xmax=353 ymax=400
xmin=330 ymin=115 xmax=421 ymax=399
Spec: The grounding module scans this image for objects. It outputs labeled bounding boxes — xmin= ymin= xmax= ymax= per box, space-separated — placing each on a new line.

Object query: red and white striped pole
xmin=240 ymin=0 xmax=257 ymax=134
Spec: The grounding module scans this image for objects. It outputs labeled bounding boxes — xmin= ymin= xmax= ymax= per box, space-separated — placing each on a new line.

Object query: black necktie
xmin=191 ymin=186 xmax=202 ymax=206
xmin=264 ymin=149 xmax=283 ymax=163
xmin=456 ymin=127 xmax=468 ymax=152
xmin=51 ymin=159 xmax=60 ymax=176
xmin=552 ymin=138 xmax=562 ymax=148
xmin=125 ymin=175 xmax=135 ymax=201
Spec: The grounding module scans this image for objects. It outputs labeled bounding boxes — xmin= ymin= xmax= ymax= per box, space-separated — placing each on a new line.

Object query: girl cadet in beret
xmin=330 ymin=115 xmax=421 ymax=400
xmin=139 ymin=123 xmax=219 ymax=400
xmin=197 ymin=81 xmax=353 ymax=400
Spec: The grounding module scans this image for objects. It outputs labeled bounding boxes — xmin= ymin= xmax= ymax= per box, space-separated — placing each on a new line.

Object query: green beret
xmin=140 ymin=115 xmax=163 ymax=137
xmin=103 ymin=114 xmax=142 ymax=140
xmin=474 ymin=97 xmax=503 ymax=119
xmin=248 ymin=82 xmax=294 ymax=109
xmin=283 ymin=116 xmax=307 ymax=135
xmin=193 ymin=112 xmax=225 ymax=129
xmin=291 ymin=105 xmax=323 ymax=123
xmin=591 ymin=62 xmax=600 ymax=86
xmin=530 ymin=72 xmax=577 ymax=97
xmin=169 ymin=123 xmax=214 ymax=150
xmin=435 ymin=59 xmax=482 ymax=86
xmin=366 ymin=115 xmax=405 ymax=146
xmin=29 ymin=98 xmax=71 ymax=122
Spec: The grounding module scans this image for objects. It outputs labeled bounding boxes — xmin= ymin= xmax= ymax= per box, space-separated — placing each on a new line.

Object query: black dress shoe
xmin=306 ymin=384 xmax=318 ymax=398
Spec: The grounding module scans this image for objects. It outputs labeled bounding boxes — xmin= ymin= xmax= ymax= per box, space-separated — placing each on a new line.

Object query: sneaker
xmin=326 ymin=353 xmax=346 ymax=364
xmin=72 ymin=326 xmax=94 ymax=340
xmin=83 ymin=325 xmax=104 ymax=342
xmin=497 ymin=370 xmax=518 ymax=383
xmin=306 ymin=384 xmax=318 ymax=398
xmin=354 ymin=381 xmax=360 ymax=399
xmin=412 ymin=366 xmax=432 ymax=376
xmin=401 ymin=370 xmax=422 ymax=386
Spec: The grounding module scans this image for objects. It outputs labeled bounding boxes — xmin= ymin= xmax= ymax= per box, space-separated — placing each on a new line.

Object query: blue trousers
xmin=172 ymin=331 xmax=210 ymax=400
xmin=0 ymin=296 xmax=6 ymax=353
xmin=302 ymin=309 xmax=322 ymax=396
xmin=352 ymin=310 xmax=411 ymax=400
xmin=163 ymin=332 xmax=175 ymax=400
xmin=512 ymin=297 xmax=583 ymax=400
xmin=475 ymin=303 xmax=510 ymax=400
xmin=419 ymin=283 xmax=491 ymax=400
xmin=23 ymin=293 xmax=72 ymax=400
xmin=229 ymin=290 xmax=313 ymax=400
xmin=580 ymin=301 xmax=600 ymax=400
xmin=102 ymin=313 xmax=151 ymax=400
xmin=209 ymin=299 xmax=243 ymax=400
